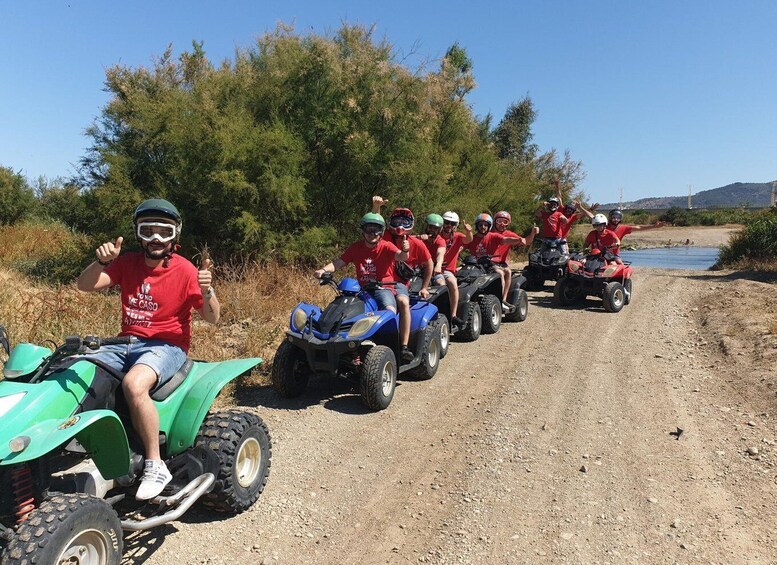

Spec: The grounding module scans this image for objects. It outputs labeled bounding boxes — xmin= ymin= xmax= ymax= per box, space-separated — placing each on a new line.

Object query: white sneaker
xmin=136 ymin=459 xmax=172 ymax=500
xmin=501 ymin=301 xmax=513 ymax=311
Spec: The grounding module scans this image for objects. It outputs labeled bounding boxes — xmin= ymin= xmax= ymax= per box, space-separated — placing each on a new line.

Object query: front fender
xmin=166 ymin=358 xmax=261 ymax=455
xmin=0 ymin=411 xmax=130 ymax=479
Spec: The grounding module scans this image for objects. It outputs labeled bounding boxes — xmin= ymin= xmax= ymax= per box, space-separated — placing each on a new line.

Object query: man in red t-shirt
xmin=77 ymin=199 xmax=219 ymax=500
xmin=371 ymin=197 xmax=433 ymax=361
xmin=464 ymin=214 xmax=529 ymax=309
xmin=535 ymin=197 xmax=569 ymax=241
xmin=491 ymin=211 xmax=539 ymax=265
xmin=607 ymin=210 xmax=666 ymax=248
xmin=316 ymin=211 xmax=412 ymax=359
xmin=584 ymin=214 xmax=622 ymax=263
xmin=435 ymin=211 xmax=473 ymax=327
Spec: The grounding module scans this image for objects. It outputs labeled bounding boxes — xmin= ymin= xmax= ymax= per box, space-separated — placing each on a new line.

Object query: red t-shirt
xmin=538 ymin=210 xmax=567 ymax=238
xmin=608 ymin=223 xmax=634 ymax=240
xmin=384 ymin=234 xmax=431 ymax=269
xmin=442 ymin=232 xmax=467 ymax=270
xmin=104 ymin=253 xmax=203 ymax=352
xmin=464 ymin=232 xmax=507 ymax=259
xmin=416 ymin=234 xmax=446 ymax=262
xmin=584 ymin=229 xmax=620 ymax=253
xmin=491 ymin=230 xmax=527 ymax=263
xmin=340 ymin=239 xmax=400 ymax=285
xmin=559 ymin=214 xmax=579 ymax=239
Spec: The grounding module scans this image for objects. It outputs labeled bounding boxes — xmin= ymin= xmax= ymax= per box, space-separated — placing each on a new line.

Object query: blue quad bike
xmin=272 ymin=274 xmax=442 ymax=411
xmin=0 ymin=328 xmax=271 ymax=564
xmin=447 ymin=255 xmax=529 ymax=342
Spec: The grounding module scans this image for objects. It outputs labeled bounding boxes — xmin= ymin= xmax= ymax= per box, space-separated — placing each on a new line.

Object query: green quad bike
xmin=0 ymin=327 xmax=271 ymax=564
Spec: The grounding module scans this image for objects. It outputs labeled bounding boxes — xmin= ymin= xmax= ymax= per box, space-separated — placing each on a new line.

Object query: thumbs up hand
xmin=198 ymin=257 xmax=213 ymax=294
xmin=401 ymin=235 xmax=410 ymax=253
xmin=96 ymin=236 xmax=123 ymax=264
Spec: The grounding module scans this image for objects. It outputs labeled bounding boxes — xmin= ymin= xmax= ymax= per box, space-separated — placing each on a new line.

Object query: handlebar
xmin=63 ymin=335 xmax=138 ymax=354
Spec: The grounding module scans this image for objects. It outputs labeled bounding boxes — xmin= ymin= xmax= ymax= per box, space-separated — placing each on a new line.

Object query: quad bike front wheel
xmin=554 ymin=277 xmax=581 ymax=306
xmin=455 ymin=301 xmax=482 ymax=342
xmin=271 ymin=340 xmax=310 ymax=397
xmin=503 ymin=288 xmax=529 ymax=323
xmin=412 ymin=323 xmax=442 ymax=380
xmin=603 ymin=282 xmax=626 ymax=313
xmin=624 ymin=278 xmax=633 ymax=305
xmin=196 ymin=410 xmax=272 ymax=513
xmin=360 ymin=345 xmax=397 ymax=410
xmin=2 ymin=493 xmax=122 ymax=565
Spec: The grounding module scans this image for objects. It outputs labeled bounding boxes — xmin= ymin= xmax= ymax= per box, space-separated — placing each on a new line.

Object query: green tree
xmin=0 ymin=166 xmax=37 ymax=225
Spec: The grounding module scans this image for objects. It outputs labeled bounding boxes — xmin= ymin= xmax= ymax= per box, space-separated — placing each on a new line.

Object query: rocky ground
xmin=123 ymin=227 xmax=776 ymax=565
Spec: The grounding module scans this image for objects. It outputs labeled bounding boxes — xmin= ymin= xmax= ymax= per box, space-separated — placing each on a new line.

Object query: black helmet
xmin=133 ymin=198 xmax=182 ymax=225
xmin=609 ymin=209 xmax=623 ymax=223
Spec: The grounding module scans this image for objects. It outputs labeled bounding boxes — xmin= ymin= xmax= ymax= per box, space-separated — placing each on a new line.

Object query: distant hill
xmin=603 ymin=181 xmax=776 ymax=210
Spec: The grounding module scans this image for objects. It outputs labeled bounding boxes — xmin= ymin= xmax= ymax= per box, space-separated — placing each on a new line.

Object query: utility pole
xmin=772 ymin=181 xmax=776 ymax=207
xmin=687 ymin=185 xmax=693 ymax=210
xmin=619 ymin=187 xmax=623 ymax=209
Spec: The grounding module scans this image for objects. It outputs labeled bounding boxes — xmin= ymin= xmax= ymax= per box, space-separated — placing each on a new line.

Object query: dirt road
xmin=128 ymin=264 xmax=776 ymax=565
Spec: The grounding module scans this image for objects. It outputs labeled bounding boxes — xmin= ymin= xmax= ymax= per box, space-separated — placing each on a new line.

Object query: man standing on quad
xmin=606 ymin=209 xmax=666 ymax=242
xmin=490 ymin=211 xmax=540 ymax=266
xmin=76 ymin=198 xmax=220 ymax=500
xmin=371 ymin=197 xmax=434 ymax=362
xmin=584 ymin=214 xmax=623 ymax=263
xmin=464 ymin=213 xmax=528 ymax=310
xmin=314 ymin=212 xmax=413 ymax=360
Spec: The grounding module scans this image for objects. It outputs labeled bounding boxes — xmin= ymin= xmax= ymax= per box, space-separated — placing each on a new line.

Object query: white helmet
xmin=442 ymin=211 xmax=459 ymax=226
xmin=592 ymin=213 xmax=608 ymax=226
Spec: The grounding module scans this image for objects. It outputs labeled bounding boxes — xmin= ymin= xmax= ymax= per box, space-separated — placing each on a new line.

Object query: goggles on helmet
xmin=389 ymin=216 xmax=413 ymax=229
xmin=362 ymin=224 xmax=384 ymax=236
xmin=136 ymin=221 xmax=178 ymax=243
xmin=495 ymin=217 xmax=510 ymax=226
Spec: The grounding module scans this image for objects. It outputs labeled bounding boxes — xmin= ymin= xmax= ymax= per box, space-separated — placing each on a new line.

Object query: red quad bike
xmin=553 ymin=249 xmax=633 ymax=312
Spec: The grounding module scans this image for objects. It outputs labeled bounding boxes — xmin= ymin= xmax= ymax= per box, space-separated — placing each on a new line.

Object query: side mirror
xmin=0 ymin=325 xmax=9 ymax=356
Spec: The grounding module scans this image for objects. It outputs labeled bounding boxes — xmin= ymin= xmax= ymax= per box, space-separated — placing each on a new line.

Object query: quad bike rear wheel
xmin=271 ymin=340 xmax=310 ymax=397
xmin=603 ymin=282 xmax=626 ymax=313
xmin=434 ymin=313 xmax=451 ymax=358
xmin=2 ymin=493 xmax=122 ymax=565
xmin=503 ymin=288 xmax=529 ymax=323
xmin=196 ymin=410 xmax=272 ymax=513
xmin=360 ymin=345 xmax=397 ymax=410
xmin=455 ymin=301 xmax=482 ymax=342
xmin=412 ymin=323 xmax=442 ymax=380
xmin=479 ymin=294 xmax=502 ymax=334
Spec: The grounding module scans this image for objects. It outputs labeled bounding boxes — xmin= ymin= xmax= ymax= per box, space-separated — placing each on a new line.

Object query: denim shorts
xmin=432 ymin=272 xmax=446 ymax=285
xmin=394 ymin=283 xmax=409 ymax=299
xmin=370 ymin=288 xmax=397 ymax=311
xmin=83 ymin=338 xmax=187 ymax=386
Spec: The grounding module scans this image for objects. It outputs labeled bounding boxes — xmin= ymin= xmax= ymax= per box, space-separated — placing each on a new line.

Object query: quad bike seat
xmin=73 ymin=356 xmax=196 ymax=401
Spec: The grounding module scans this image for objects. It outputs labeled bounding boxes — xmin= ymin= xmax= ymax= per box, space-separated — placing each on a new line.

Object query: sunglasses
xmin=443 ymin=220 xmax=457 ymax=227
xmin=362 ymin=225 xmax=384 ymax=236
xmin=137 ymin=221 xmax=177 ymax=243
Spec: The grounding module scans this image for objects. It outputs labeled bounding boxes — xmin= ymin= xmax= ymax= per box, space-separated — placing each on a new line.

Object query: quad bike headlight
xmin=603 ymin=266 xmax=618 ymax=277
xmin=347 ymin=316 xmax=380 ymax=338
xmin=0 ymin=391 xmax=26 ymax=418
xmin=291 ymin=308 xmax=308 ymax=332
xmin=568 ymin=262 xmax=581 ymax=273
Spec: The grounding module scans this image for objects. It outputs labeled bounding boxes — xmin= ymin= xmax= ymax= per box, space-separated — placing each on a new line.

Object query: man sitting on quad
xmin=372 ymin=197 xmax=434 ymax=361
xmin=535 ymin=196 xmax=568 ymax=245
xmin=584 ymin=214 xmax=623 ymax=264
xmin=76 ymin=198 xmax=220 ymax=500
xmin=435 ymin=211 xmax=474 ymax=327
xmin=491 ymin=210 xmax=540 ymax=266
xmin=463 ymin=213 xmax=529 ymax=310
xmin=314 ymin=212 xmax=413 ymax=361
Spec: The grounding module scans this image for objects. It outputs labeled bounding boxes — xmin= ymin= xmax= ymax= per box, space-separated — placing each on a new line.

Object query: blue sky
xmin=1 ymin=0 xmax=775 ymax=204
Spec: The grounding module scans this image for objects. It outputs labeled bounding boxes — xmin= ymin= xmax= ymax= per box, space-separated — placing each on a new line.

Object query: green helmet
xmin=425 ymin=213 xmax=444 ymax=228
xmin=360 ymin=212 xmax=385 ymax=229
xmin=133 ymin=198 xmax=182 ymax=225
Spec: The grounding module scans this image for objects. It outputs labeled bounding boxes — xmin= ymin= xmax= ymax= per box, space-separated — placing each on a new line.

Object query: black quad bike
xmin=523 ymin=239 xmax=571 ymax=291
xmin=450 ymin=255 xmax=529 ymax=342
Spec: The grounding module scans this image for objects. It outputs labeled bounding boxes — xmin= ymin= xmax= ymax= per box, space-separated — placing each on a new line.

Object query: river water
xmin=619 ymin=246 xmax=719 ymax=270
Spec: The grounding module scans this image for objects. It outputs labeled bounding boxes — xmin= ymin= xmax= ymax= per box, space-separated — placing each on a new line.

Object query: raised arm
xmin=77 ymin=236 xmax=123 ymax=292
xmin=196 ymin=258 xmax=220 ymax=324
xmin=372 ymin=195 xmax=389 ymax=214
xmin=462 ymin=222 xmax=474 ymax=244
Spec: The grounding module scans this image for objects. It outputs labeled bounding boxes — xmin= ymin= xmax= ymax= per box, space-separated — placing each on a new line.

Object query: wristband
xmin=203 ymin=287 xmax=215 ymax=300
xmin=97 ymin=258 xmax=112 ymax=266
